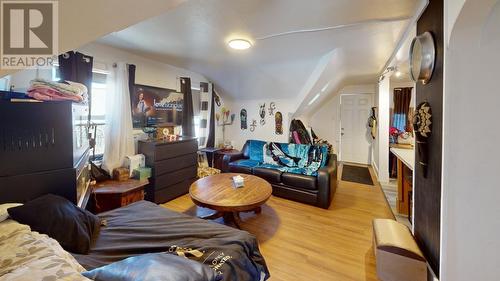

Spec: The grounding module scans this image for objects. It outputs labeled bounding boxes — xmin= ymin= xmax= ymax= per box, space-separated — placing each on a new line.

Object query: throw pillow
xmin=0 ymin=203 xmax=23 ymax=222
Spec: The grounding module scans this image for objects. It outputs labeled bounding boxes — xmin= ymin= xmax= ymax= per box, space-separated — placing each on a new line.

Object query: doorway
xmin=340 ymin=94 xmax=373 ymax=164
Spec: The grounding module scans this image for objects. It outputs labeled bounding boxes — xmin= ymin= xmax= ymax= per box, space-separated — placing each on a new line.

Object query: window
xmin=89 ymin=81 xmax=107 ymax=156
xmin=52 ymin=66 xmax=108 ymax=158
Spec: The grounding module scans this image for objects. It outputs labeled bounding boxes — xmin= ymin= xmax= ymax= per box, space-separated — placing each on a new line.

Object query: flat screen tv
xmin=131 ymin=84 xmax=183 ymax=128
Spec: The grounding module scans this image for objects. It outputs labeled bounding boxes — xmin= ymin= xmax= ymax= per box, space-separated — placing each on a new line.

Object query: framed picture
xmin=131 ymin=84 xmax=183 ymax=128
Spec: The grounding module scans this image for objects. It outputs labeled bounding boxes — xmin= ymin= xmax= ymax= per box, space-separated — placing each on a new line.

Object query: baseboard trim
xmin=372 ymin=161 xmax=379 ymax=181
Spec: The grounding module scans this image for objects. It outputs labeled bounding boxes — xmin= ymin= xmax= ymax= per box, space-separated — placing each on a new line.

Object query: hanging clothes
xmin=289 ymin=119 xmax=312 ymax=144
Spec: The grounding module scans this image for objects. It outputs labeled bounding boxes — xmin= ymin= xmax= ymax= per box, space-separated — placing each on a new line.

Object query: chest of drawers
xmin=138 ymin=137 xmax=198 ymax=203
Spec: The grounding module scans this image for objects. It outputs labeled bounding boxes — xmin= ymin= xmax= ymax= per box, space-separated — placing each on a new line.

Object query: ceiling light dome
xmin=228 ymin=39 xmax=252 ymax=50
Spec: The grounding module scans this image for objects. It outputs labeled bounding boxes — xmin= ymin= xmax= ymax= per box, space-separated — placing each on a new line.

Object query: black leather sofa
xmin=221 ymin=141 xmax=338 ymax=209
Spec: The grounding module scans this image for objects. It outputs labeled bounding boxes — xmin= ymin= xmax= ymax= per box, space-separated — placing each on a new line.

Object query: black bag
xmin=90 ymin=161 xmax=111 ymax=182
xmin=289 ymin=119 xmax=312 ymax=144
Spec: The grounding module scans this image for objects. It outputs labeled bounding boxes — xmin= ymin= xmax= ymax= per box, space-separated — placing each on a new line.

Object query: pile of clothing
xmin=27 ymin=78 xmax=88 ymax=102
xmin=289 ymin=119 xmax=333 ymax=153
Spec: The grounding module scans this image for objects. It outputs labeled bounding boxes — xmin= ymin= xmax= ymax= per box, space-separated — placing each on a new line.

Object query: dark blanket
xmin=72 ymin=201 xmax=269 ymax=281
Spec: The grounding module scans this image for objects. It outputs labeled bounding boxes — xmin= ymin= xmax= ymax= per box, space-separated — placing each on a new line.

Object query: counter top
xmin=390 ymin=148 xmax=415 ymax=171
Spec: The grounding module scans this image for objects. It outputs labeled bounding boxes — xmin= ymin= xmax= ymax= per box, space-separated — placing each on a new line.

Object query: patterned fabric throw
xmin=262 ymin=142 xmax=328 ymax=176
xmin=0 ymin=220 xmax=90 ymax=281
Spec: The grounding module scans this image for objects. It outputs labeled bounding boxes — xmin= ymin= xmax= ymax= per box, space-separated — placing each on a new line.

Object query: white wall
xmin=78 ymin=43 xmax=207 ymax=91
xmin=308 ymin=95 xmax=341 ymax=153
xmin=441 ymin=1 xmax=500 ymax=280
xmin=9 ymin=69 xmax=52 ymax=92
xmin=7 ymin=42 xmax=208 ymax=93
xmin=224 ymin=98 xmax=296 ymax=150
xmin=376 ymin=76 xmax=391 ymax=183
xmin=372 ymin=85 xmax=380 ymax=176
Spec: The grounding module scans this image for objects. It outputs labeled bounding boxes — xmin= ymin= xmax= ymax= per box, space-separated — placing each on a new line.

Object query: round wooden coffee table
xmin=189 ymin=173 xmax=272 ymax=228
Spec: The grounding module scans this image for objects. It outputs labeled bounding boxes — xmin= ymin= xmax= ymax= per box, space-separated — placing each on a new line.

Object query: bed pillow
xmin=7 ymin=194 xmax=100 ymax=254
xmin=82 ymin=253 xmax=221 ymax=281
xmin=0 ymin=203 xmax=23 ymax=222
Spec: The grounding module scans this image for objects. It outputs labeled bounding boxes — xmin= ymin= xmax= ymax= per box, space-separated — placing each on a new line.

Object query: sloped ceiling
xmin=97 ymin=0 xmax=424 ymax=114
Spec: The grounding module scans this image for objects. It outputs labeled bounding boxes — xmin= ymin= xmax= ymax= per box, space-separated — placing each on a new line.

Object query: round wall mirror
xmin=410 ymin=32 xmax=436 ymax=85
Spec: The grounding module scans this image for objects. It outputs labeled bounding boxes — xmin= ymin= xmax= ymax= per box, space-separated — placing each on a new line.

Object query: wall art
xmin=275 ymin=112 xmax=283 ymax=135
xmin=268 ymin=102 xmax=276 ymax=116
xmin=259 ymin=103 xmax=266 ymax=125
xmin=250 ymin=119 xmax=257 ymax=132
xmin=414 ymin=101 xmax=432 ymax=177
xmin=240 ymin=109 xmax=247 ymax=130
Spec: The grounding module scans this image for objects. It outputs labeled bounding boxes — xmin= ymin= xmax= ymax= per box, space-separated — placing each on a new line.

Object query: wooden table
xmin=189 ymin=173 xmax=272 ymax=228
xmin=91 ymin=179 xmax=149 ymax=213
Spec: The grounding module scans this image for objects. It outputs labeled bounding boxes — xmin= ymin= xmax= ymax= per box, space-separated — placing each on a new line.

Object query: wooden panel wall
xmin=414 ymin=0 xmax=443 ymax=277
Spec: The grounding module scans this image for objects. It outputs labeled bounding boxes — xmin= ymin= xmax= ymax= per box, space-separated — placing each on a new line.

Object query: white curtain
xmin=198 ymin=82 xmax=213 ymax=148
xmin=102 ymin=62 xmax=134 ymax=174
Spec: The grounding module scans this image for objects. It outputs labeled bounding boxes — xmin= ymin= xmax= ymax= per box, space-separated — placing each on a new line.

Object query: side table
xmin=213 ymin=149 xmax=240 ymax=170
xmin=90 ymin=179 xmax=149 ymax=213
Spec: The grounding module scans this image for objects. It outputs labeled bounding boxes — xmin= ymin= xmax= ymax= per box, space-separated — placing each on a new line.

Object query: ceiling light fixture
xmin=395 ymin=71 xmax=402 ymax=77
xmin=308 ymin=93 xmax=321 ymax=106
xmin=228 ymin=39 xmax=252 ymax=50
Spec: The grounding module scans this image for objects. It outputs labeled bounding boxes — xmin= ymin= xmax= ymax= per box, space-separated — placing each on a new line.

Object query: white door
xmin=340 ymin=94 xmax=373 ymax=164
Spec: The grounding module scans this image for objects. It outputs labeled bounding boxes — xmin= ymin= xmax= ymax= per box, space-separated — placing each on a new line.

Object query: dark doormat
xmin=341 ymin=165 xmax=374 ymax=186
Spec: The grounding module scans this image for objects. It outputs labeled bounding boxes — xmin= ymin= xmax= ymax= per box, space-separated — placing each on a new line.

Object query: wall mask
xmin=414 ymin=101 xmax=432 ymax=177
xmin=240 ymin=109 xmax=247 ymax=130
xmin=259 ymin=103 xmax=266 ymax=125
xmin=275 ymin=112 xmax=283 ymax=135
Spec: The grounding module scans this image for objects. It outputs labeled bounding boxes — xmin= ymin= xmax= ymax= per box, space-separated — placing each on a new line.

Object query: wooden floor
xmin=163 ymin=164 xmax=394 ymax=281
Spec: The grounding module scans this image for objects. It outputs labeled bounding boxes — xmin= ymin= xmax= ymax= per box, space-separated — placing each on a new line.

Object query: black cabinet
xmin=138 ymin=137 xmax=198 ymax=203
xmin=0 ymin=101 xmax=90 ymax=205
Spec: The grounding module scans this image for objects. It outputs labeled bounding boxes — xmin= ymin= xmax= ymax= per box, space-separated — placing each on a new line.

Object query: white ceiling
xmin=97 ymin=0 xmax=424 ymax=112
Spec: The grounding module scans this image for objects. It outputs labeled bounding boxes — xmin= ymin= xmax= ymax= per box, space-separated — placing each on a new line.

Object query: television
xmin=131 ymin=84 xmax=183 ymax=128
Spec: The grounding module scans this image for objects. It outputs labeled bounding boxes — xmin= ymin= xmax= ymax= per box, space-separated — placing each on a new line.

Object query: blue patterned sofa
xmin=221 ymin=140 xmax=338 ymax=209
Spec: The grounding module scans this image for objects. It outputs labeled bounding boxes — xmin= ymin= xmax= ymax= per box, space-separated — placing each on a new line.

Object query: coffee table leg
xmin=219 ymin=212 xmax=241 ymax=229
xmin=231 ymin=212 xmax=241 ymax=229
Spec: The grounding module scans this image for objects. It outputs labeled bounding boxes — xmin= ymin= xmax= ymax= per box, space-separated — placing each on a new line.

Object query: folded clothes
xmin=27 ymin=86 xmax=83 ymax=102
xmin=27 ymin=78 xmax=88 ymax=102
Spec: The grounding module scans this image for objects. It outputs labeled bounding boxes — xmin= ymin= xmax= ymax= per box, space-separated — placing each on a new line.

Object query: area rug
xmin=341 ymin=165 xmax=374 ymax=186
